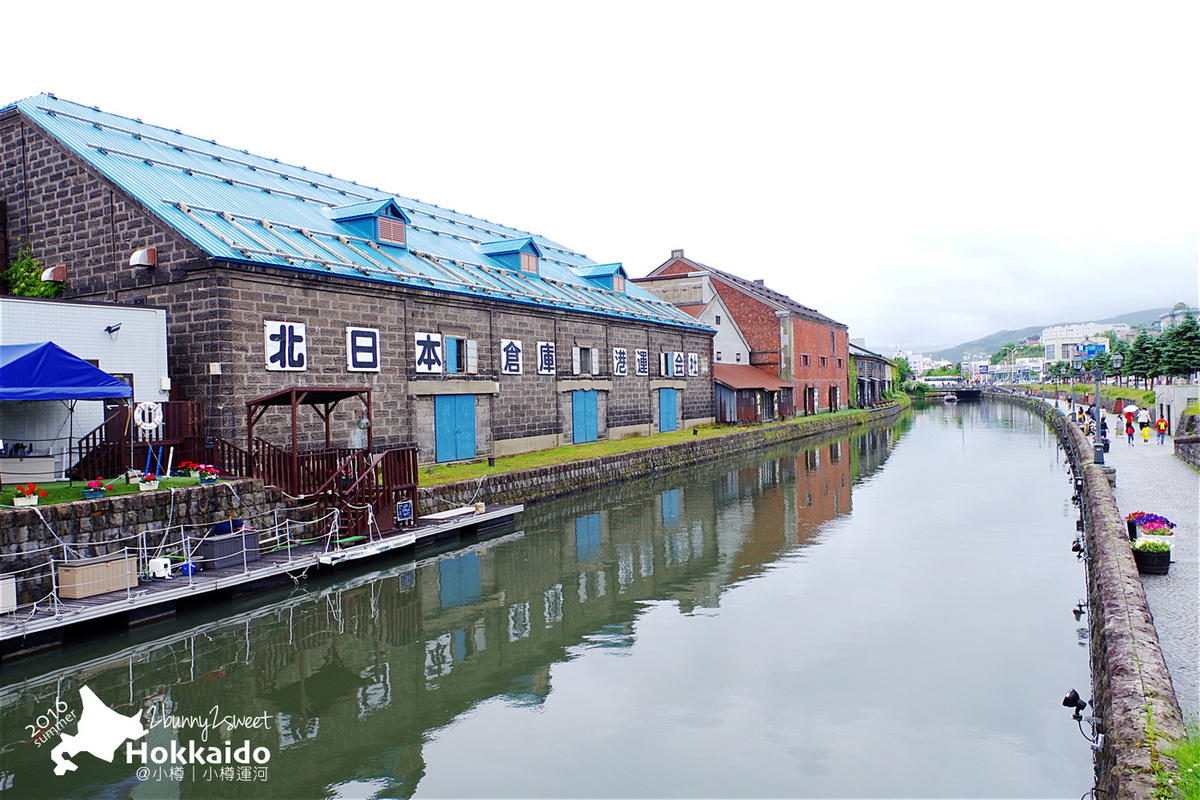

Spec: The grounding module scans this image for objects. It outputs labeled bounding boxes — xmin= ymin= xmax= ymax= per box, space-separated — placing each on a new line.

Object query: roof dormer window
xmin=378 ymin=214 xmax=406 ymax=246
xmin=478 ymin=237 xmax=542 ymax=276
xmin=326 ymin=198 xmax=410 ymax=250
xmin=570 ymin=262 xmax=628 ymax=294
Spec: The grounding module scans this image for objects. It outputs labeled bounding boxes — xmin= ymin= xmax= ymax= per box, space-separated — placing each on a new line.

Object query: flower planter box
xmin=1133 ymin=548 xmax=1171 ymax=575
xmin=13 ymin=495 xmax=38 ymax=507
xmin=191 ymin=529 xmax=259 ymax=571
xmin=57 ymin=552 xmax=136 ymax=599
xmin=138 ymin=481 xmax=159 ymax=491
xmin=82 ymin=488 xmax=106 ymax=500
xmin=1139 ymin=533 xmax=1175 ymax=557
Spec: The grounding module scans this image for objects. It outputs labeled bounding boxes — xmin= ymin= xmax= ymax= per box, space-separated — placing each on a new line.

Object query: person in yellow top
xmin=1156 ymin=416 xmax=1169 ymax=445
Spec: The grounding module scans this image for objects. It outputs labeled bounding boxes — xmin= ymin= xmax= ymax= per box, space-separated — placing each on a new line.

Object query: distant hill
xmin=929 ymin=308 xmax=1171 ymax=363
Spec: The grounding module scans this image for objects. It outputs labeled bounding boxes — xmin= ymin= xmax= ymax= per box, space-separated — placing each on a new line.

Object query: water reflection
xmin=0 ymin=409 xmax=1088 ymax=799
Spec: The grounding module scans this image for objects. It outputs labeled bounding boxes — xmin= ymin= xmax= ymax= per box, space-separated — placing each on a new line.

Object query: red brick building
xmin=634 ymin=250 xmax=850 ymax=415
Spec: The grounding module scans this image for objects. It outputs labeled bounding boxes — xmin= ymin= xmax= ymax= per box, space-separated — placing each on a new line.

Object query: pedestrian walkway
xmin=1049 ymin=397 xmax=1199 ymax=722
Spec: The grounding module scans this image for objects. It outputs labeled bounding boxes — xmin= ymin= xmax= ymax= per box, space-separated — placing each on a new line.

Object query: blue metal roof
xmin=13 ymin=94 xmax=709 ymax=333
xmin=573 ymin=262 xmax=627 ymax=278
xmin=477 ymin=237 xmax=540 ymax=256
xmin=326 ymin=198 xmax=410 ymax=222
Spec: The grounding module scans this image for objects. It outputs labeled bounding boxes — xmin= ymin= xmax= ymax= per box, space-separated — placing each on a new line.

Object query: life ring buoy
xmin=134 ymin=402 xmax=164 ymax=431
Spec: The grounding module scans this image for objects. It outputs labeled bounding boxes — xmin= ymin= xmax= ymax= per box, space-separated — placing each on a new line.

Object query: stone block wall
xmin=1175 ymin=435 xmax=1200 ymax=470
xmin=0 ymin=481 xmax=307 ymax=604
xmin=992 ymin=391 xmax=1185 ymax=798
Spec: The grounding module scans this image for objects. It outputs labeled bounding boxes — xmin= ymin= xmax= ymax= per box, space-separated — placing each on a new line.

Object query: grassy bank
xmin=420 ymin=400 xmax=907 ymax=487
xmin=1026 ymin=383 xmax=1157 ymax=407
xmin=2 ymin=475 xmax=217 ymax=507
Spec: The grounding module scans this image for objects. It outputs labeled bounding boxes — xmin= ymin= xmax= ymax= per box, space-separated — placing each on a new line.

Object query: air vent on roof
xmin=378 ymin=216 xmax=405 ymax=246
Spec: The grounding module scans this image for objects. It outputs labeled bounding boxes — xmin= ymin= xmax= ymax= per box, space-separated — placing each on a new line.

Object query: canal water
xmin=0 ymin=401 xmax=1094 ymax=798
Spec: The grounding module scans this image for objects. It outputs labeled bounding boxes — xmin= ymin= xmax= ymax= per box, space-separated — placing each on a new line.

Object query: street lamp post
xmin=1092 ymin=351 xmax=1124 ymax=466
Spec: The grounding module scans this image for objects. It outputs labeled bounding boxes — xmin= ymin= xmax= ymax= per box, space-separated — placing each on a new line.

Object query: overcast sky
xmin=5 ymin=1 xmax=1196 ymax=353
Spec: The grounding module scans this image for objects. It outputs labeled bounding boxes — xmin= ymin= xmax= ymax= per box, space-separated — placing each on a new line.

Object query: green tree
xmin=1158 ymin=312 xmax=1200 ymax=381
xmin=1108 ymin=338 xmax=1131 ymax=383
xmin=1125 ymin=329 xmax=1159 ymax=387
xmin=990 ymin=342 xmax=1017 ymax=365
xmin=893 ymin=356 xmax=914 ymax=384
xmin=2 ymin=244 xmax=61 ymax=298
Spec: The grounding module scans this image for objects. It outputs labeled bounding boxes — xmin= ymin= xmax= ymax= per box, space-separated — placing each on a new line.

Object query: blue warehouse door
xmin=435 ymin=394 xmax=476 ymax=462
xmin=572 ymin=390 xmax=598 ymax=443
xmin=659 ymin=388 xmax=677 ymax=433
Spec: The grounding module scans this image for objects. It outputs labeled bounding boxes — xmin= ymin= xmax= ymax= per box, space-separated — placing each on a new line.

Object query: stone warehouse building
xmin=634 ymin=250 xmax=850 ymax=416
xmin=0 ymin=95 xmax=714 ymax=463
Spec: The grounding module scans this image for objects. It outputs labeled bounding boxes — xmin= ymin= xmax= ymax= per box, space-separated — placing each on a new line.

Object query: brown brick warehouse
xmin=0 ymin=95 xmax=720 ymax=466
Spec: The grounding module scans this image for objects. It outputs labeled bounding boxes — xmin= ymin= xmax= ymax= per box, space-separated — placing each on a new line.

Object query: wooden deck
xmin=0 ymin=504 xmax=521 ymax=655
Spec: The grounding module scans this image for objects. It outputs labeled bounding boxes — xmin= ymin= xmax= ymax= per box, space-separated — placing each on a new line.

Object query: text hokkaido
xmin=126 ymin=739 xmax=270 ymax=766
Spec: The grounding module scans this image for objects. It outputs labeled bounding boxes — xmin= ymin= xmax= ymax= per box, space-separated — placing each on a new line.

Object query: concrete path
xmin=1049 ymin=397 xmax=1199 ymax=722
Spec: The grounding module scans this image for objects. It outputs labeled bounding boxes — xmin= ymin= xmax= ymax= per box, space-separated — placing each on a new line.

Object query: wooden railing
xmin=73 ymin=402 xmax=206 ymax=480
xmin=333 ymin=448 xmax=420 ymax=540
xmin=214 ymin=439 xmax=419 ymax=540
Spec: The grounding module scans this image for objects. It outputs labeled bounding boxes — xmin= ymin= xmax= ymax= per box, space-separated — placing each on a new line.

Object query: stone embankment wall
xmin=990 ymin=391 xmax=1185 ymax=798
xmin=418 ymin=403 xmax=905 ymax=513
xmin=1175 ymin=436 xmax=1200 ymax=469
xmin=0 ymin=481 xmax=301 ymax=603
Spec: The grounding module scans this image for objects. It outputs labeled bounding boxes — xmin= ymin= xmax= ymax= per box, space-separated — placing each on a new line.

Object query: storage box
xmin=57 ymin=552 xmax=136 ymax=599
xmin=0 ymin=574 xmax=16 ymax=613
xmin=191 ymin=529 xmax=260 ymax=570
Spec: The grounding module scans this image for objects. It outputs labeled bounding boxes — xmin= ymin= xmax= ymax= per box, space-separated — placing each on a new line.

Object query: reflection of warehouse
xmin=1 ymin=95 xmax=713 ymax=463
xmin=0 ymin=426 xmax=901 ymax=798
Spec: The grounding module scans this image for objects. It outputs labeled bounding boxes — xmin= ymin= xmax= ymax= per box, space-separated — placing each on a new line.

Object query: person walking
xmin=1127 ymin=419 xmax=1136 ymax=446
xmin=1137 ymin=406 xmax=1151 ymax=433
xmin=1156 ymin=416 xmax=1169 ymax=445
xmin=1142 ymin=424 xmax=1152 ymax=444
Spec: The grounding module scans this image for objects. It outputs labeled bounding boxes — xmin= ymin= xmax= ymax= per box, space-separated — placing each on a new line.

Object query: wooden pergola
xmin=245 ymin=387 xmax=372 ymax=494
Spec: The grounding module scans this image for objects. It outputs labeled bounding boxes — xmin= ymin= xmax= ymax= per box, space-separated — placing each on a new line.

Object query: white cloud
xmin=4 ymin=0 xmax=1196 ymax=352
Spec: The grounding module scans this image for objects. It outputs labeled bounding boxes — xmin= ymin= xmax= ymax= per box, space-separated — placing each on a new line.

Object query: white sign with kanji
xmin=265 ymin=321 xmax=307 ymax=372
xmin=500 ymin=339 xmax=523 ymax=375
xmin=415 ymin=332 xmax=444 ymax=373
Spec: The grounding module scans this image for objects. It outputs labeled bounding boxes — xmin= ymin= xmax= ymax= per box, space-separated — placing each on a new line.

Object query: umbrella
xmin=1121 ymin=404 xmax=1138 ymax=416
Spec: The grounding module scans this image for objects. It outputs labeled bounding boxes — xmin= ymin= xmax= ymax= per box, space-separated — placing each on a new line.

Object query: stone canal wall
xmin=991 ymin=391 xmax=1185 ymax=799
xmin=1175 ymin=434 xmax=1200 ymax=470
xmin=418 ymin=402 xmax=905 ymax=513
xmin=0 ymin=480 xmax=300 ymax=604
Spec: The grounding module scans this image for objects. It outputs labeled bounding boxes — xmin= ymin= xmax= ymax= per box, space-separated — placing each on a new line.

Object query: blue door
xmin=435 ymin=394 xmax=476 ymax=462
xmin=572 ymin=390 xmax=598 ymax=443
xmin=659 ymin=387 xmax=677 ymax=432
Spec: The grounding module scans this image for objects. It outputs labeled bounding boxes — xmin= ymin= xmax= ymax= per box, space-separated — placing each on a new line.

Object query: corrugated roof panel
xmin=17 ymin=94 xmax=710 ymax=333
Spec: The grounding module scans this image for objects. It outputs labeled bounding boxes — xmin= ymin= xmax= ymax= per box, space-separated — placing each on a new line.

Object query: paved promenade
xmin=1051 ymin=398 xmax=1199 ymax=722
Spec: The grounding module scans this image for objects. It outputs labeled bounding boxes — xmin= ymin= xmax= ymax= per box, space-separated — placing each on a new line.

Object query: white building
xmin=1041 ymin=322 xmax=1124 ymax=362
xmin=0 ymin=297 xmax=169 ymax=479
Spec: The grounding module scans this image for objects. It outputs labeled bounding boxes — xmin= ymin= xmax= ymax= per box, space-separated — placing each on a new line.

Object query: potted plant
xmin=197 ymin=465 xmax=219 ymax=484
xmin=13 ymin=483 xmax=47 ymax=507
xmin=1132 ymin=537 xmax=1171 ymax=575
xmin=139 ymin=473 xmax=160 ymax=491
xmin=83 ymin=477 xmax=113 ymax=500
xmin=180 ymin=460 xmax=200 ymax=478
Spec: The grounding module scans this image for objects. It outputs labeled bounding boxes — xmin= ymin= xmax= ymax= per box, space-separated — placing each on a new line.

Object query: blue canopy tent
xmin=0 ymin=342 xmax=133 ymax=487
xmin=0 ymin=342 xmax=133 ymax=401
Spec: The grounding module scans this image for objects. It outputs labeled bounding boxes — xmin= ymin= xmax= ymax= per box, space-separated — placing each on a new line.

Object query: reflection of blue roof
xmin=11 ymin=94 xmax=708 ymax=332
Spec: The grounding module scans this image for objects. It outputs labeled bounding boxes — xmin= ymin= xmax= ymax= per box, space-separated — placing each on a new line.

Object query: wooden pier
xmin=0 ymin=503 xmax=521 ymax=660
